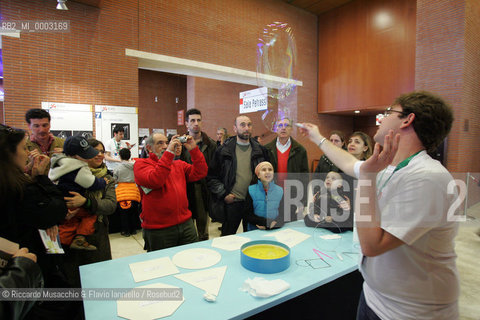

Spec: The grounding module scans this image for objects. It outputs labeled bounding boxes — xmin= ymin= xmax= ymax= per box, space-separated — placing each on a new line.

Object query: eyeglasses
xmin=383 ymin=107 xmax=407 ymax=117
xmin=276 ymin=123 xmax=291 ymax=129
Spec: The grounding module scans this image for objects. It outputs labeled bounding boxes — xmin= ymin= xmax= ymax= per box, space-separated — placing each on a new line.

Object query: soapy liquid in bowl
xmin=242 ymin=244 xmax=289 ymax=260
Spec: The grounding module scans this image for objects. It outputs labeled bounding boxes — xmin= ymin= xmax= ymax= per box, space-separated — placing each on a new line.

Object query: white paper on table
xmin=172 ymin=248 xmax=221 ymax=269
xmin=117 ymin=283 xmax=184 ymax=320
xmin=211 ymin=235 xmax=250 ymax=251
xmin=241 ymin=277 xmax=290 ymax=298
xmin=129 ymin=257 xmax=179 ymax=282
xmin=320 ymin=234 xmax=342 ymax=240
xmin=175 ymin=266 xmax=227 ymax=296
xmin=263 ymin=228 xmax=311 ymax=248
xmin=38 ymin=230 xmax=65 ymax=254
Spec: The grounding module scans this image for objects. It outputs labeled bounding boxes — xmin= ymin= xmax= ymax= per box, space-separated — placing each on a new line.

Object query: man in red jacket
xmin=134 ymin=133 xmax=208 ymax=251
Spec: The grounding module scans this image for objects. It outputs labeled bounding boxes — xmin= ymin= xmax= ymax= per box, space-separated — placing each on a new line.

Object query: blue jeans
xmin=356 ymin=290 xmax=382 ymax=320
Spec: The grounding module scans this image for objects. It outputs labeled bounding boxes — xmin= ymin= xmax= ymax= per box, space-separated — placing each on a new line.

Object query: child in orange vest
xmin=113 ymin=148 xmax=141 ymax=236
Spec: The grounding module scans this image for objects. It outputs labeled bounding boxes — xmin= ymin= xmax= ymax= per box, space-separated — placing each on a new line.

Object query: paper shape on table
xmin=172 ymin=248 xmax=221 ymax=269
xmin=319 ymin=234 xmax=342 ymax=240
xmin=38 ymin=230 xmax=64 ymax=254
xmin=117 ymin=283 xmax=184 ymax=320
xmin=263 ymin=228 xmax=311 ymax=248
xmin=211 ymin=235 xmax=250 ymax=251
xmin=175 ymin=266 xmax=227 ymax=296
xmin=129 ymin=257 xmax=179 ymax=282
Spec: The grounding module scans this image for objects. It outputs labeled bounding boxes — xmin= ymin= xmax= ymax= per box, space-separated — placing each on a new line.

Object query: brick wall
xmin=416 ymin=0 xmax=475 ymax=172
xmin=1 ymin=0 xmax=139 ymax=128
xmin=462 ymin=0 xmax=480 ymax=173
xmin=463 ymin=0 xmax=480 ymax=207
xmin=1 ymin=0 xmax=322 ymax=169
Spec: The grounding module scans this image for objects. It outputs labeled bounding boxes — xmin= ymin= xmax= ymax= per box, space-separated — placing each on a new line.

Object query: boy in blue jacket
xmin=244 ymin=161 xmax=284 ymax=231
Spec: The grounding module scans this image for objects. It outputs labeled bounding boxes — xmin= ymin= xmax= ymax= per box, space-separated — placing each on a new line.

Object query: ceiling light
xmin=56 ymin=0 xmax=68 ymax=10
xmin=354 ymin=110 xmax=360 ymax=114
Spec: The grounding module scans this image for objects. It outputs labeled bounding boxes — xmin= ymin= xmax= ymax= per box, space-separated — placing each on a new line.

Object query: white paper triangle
xmin=174 ymin=266 xmax=227 ymax=296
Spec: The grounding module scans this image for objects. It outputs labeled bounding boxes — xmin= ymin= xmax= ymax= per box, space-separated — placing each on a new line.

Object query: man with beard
xmin=180 ymin=108 xmax=216 ymax=241
xmin=207 ymin=115 xmax=269 ymax=236
xmin=134 ymin=133 xmax=208 ymax=251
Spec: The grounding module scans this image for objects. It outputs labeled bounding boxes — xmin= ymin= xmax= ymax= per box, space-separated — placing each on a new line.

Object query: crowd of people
xmin=0 ymin=90 xmax=461 ymax=320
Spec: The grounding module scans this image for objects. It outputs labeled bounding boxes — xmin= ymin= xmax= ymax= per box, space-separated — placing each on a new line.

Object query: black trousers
xmin=118 ymin=201 xmax=140 ymax=234
xmin=221 ymin=201 xmax=246 ymax=236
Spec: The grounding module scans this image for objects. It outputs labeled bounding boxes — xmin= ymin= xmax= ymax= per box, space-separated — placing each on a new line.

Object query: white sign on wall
xmin=239 ymin=87 xmax=268 ymax=114
xmin=152 ymin=128 xmax=165 ymax=135
xmin=166 ymin=129 xmax=178 ymax=137
xmin=41 ymin=102 xmax=93 ymax=140
xmin=95 ymin=105 xmax=139 ymax=158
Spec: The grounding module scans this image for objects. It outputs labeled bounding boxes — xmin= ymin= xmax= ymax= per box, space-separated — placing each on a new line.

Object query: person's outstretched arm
xmin=298 ymin=123 xmax=359 ymax=177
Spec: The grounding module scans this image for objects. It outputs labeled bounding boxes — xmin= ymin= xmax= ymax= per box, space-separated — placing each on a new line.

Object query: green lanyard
xmin=377 ymin=150 xmax=423 ymax=195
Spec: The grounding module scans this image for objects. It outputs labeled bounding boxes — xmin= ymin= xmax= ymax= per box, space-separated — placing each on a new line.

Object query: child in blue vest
xmin=244 ymin=161 xmax=284 ymax=231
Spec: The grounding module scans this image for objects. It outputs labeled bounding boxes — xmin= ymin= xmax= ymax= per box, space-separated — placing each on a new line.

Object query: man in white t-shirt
xmin=299 ymin=91 xmax=459 ymax=320
xmin=105 ymin=125 xmax=128 ymax=171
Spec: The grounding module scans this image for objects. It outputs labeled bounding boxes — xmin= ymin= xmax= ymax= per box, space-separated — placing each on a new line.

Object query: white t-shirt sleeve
xmin=105 ymin=139 xmax=114 ymax=153
xmin=353 ymin=160 xmax=364 ymax=179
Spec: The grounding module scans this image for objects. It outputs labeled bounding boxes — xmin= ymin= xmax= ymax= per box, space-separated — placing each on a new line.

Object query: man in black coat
xmin=207 ymin=115 xmax=269 ymax=236
xmin=180 ymin=109 xmax=217 ymax=241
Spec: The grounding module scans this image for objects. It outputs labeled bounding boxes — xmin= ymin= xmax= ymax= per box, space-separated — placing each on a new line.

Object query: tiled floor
xmin=109 ymin=218 xmax=224 ymax=260
xmin=109 ymin=210 xmax=480 ymax=320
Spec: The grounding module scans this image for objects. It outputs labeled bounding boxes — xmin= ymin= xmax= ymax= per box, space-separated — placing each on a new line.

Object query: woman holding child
xmin=62 ymin=138 xmax=116 ymax=287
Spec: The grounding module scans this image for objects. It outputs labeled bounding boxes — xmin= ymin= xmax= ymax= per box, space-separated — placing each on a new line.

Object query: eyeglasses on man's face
xmin=276 ymin=123 xmax=291 ymax=129
xmin=383 ymin=106 xmax=407 ymax=117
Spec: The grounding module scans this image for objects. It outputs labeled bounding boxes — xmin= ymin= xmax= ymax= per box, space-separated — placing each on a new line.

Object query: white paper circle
xmin=172 ymin=248 xmax=221 ymax=269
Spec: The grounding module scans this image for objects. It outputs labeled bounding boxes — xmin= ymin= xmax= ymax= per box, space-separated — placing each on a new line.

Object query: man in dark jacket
xmin=264 ymin=118 xmax=309 ymax=221
xmin=180 ymin=108 xmax=217 ymax=241
xmin=207 ymin=115 xmax=269 ymax=236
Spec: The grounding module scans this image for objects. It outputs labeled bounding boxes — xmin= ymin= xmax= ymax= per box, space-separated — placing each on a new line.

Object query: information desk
xmin=80 ymin=220 xmax=360 ymax=319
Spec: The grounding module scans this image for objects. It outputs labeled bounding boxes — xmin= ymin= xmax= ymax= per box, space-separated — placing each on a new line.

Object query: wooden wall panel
xmin=138 ymin=70 xmax=186 ymax=134
xmin=318 ymin=0 xmax=416 ymax=113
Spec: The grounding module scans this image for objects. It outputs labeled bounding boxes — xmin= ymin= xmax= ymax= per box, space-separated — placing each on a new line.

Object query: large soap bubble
xmin=256 ymin=22 xmax=297 ymax=100
xmin=261 ymin=105 xmax=297 ymax=133
xmin=256 ymin=22 xmax=298 ymax=133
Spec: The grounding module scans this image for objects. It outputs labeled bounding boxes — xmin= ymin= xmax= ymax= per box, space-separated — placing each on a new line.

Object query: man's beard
xmin=238 ymin=132 xmax=251 ymax=141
